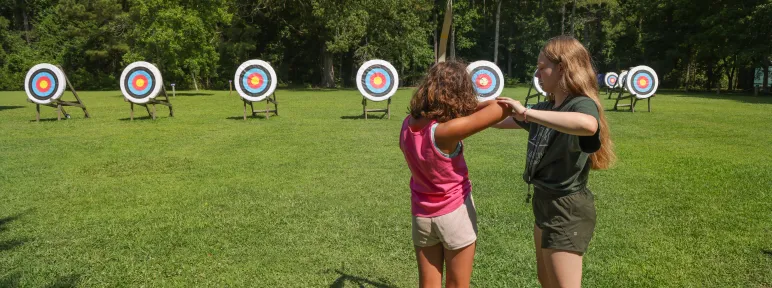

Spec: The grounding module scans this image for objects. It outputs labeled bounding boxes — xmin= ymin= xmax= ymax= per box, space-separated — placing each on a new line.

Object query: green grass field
xmin=0 ymin=87 xmax=770 ymax=287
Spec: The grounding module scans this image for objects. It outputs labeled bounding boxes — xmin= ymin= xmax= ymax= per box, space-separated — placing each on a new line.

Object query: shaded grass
xmin=0 ymin=88 xmax=770 ymax=287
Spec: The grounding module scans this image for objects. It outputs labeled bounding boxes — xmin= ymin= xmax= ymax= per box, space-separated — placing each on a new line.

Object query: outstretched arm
xmin=497 ymin=97 xmax=597 ymax=136
xmin=434 ymin=102 xmax=512 ymax=151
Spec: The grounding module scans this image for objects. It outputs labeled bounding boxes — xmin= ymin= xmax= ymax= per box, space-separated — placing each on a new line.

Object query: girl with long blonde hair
xmin=496 ymin=35 xmax=615 ymax=287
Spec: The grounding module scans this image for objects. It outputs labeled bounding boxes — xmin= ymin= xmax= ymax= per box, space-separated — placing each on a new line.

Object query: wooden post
xmin=36 ymin=104 xmax=40 ymax=122
xmin=57 ymin=103 xmax=62 ymax=120
xmin=171 ymin=83 xmax=176 ymax=97
xmin=243 ymin=99 xmax=247 ymax=120
xmin=362 ymin=97 xmax=367 ymax=120
xmin=229 ymin=80 xmax=233 ymax=96
xmin=130 ymin=102 xmax=134 ymax=120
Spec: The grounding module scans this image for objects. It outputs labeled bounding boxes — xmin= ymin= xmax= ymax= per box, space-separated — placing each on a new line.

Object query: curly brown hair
xmin=409 ymin=61 xmax=479 ymax=122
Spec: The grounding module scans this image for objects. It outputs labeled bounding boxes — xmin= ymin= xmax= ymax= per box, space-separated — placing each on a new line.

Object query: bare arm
xmin=434 ymin=102 xmax=512 ymax=151
xmin=523 ymin=110 xmax=597 ymax=136
xmin=492 ymin=116 xmax=523 ymax=129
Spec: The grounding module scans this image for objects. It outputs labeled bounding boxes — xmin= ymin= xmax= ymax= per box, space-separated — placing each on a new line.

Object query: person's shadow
xmin=328 ymin=269 xmax=396 ymax=288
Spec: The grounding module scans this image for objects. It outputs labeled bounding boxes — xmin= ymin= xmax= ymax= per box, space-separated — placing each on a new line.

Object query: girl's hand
xmin=496 ymin=97 xmax=526 ymax=115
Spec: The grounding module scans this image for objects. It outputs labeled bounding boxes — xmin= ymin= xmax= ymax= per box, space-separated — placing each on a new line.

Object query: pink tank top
xmin=399 ymin=116 xmax=472 ymax=217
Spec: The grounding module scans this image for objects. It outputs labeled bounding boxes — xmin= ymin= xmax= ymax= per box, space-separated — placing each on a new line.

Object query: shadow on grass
xmin=0 ymin=106 xmax=25 ymax=112
xmin=225 ymin=115 xmax=270 ymax=120
xmin=651 ymin=90 xmax=772 ymax=105
xmin=763 ymin=249 xmax=772 ymax=257
xmin=44 ymin=274 xmax=81 ymax=288
xmin=173 ymin=92 xmax=215 ymax=97
xmin=340 ymin=113 xmax=392 ymax=120
xmin=0 ymin=210 xmax=33 ymax=252
xmin=327 ymin=269 xmax=396 ymax=288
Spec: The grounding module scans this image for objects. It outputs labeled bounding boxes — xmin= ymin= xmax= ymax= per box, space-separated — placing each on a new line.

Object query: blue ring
xmin=364 ymin=68 xmax=391 ymax=94
xmin=31 ymin=72 xmax=56 ymax=97
xmin=128 ymin=70 xmax=153 ymax=96
xmin=472 ymin=70 xmax=497 ymax=94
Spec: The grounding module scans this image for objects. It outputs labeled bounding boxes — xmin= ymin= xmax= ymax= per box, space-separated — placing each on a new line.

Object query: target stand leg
xmin=387 ymin=98 xmax=391 ymax=120
xmin=57 ymin=103 xmax=62 ymax=121
xmin=151 ymin=104 xmax=157 ymax=120
xmin=36 ymin=104 xmax=40 ymax=122
xmin=362 ymin=98 xmax=367 ymax=120
xmin=130 ymin=102 xmax=134 ymax=120
xmin=243 ymin=100 xmax=247 ymax=120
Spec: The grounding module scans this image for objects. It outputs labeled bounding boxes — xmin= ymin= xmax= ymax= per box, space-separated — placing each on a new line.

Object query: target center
xmin=40 ymin=80 xmax=49 ymax=89
xmin=136 ymin=79 xmax=146 ymax=88
xmin=250 ymin=76 xmax=261 ymax=86
xmin=373 ymin=76 xmax=383 ymax=86
xmin=479 ymin=77 xmax=489 ymax=86
xmin=638 ymin=78 xmax=648 ymax=87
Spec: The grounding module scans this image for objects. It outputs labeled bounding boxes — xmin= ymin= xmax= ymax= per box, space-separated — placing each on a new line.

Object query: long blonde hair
xmin=542 ymin=35 xmax=616 ymax=170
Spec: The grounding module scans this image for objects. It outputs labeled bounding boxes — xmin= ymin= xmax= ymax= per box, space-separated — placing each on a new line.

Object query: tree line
xmin=1 ymin=0 xmax=770 ymax=93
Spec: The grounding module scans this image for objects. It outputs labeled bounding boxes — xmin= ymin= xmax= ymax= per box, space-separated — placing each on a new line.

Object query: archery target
xmin=25 ymin=64 xmax=67 ymax=105
xmin=604 ymin=72 xmax=619 ymax=88
xmin=617 ymin=71 xmax=629 ymax=89
xmin=234 ymin=60 xmax=278 ymax=102
xmin=532 ymin=69 xmax=547 ymax=96
xmin=626 ymin=65 xmax=659 ymax=99
xmin=356 ymin=60 xmax=398 ymax=102
xmin=465 ymin=61 xmax=505 ymax=101
xmin=120 ymin=61 xmax=163 ymax=104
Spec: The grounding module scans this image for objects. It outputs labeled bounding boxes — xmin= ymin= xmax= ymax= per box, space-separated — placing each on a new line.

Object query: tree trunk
xmin=22 ymin=2 xmax=29 ymax=44
xmin=561 ymin=3 xmax=566 ymax=35
xmin=685 ymin=60 xmax=691 ymax=91
xmin=570 ymin=0 xmax=576 ymax=36
xmin=191 ymin=72 xmax=199 ymax=91
xmin=764 ymin=62 xmax=769 ymax=93
xmin=450 ymin=26 xmax=456 ymax=61
xmin=494 ymin=0 xmax=501 ymax=64
xmin=321 ymin=46 xmax=335 ymax=88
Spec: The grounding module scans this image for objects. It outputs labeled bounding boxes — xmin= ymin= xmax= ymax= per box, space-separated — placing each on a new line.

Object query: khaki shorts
xmin=412 ymin=195 xmax=478 ymax=250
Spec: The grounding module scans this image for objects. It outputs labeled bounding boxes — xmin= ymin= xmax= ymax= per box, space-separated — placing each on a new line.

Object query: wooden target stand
xmin=28 ymin=66 xmax=91 ymax=122
xmin=524 ymin=82 xmax=544 ymax=107
xmin=613 ymin=89 xmax=654 ymax=112
xmin=242 ymin=93 xmax=278 ymax=120
xmin=606 ymin=85 xmax=623 ymax=99
xmin=361 ymin=97 xmax=391 ymax=120
xmin=126 ymin=87 xmax=174 ymax=120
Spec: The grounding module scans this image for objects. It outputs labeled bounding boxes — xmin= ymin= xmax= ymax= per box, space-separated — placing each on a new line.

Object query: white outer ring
xmin=356 ymin=59 xmax=399 ymax=102
xmin=465 ymin=61 xmax=505 ymax=102
xmin=120 ymin=61 xmax=163 ymax=104
xmin=617 ymin=71 xmax=629 ymax=89
xmin=626 ymin=65 xmax=659 ymax=99
xmin=604 ymin=72 xmax=619 ymax=88
xmin=234 ymin=60 xmax=278 ymax=102
xmin=25 ymin=63 xmax=67 ymax=105
xmin=532 ymin=69 xmax=547 ymax=96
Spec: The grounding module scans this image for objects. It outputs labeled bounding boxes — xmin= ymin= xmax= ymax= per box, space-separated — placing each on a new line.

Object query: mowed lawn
xmin=0 ymin=87 xmax=770 ymax=287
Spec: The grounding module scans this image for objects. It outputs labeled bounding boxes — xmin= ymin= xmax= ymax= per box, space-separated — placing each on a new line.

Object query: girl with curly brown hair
xmin=399 ymin=60 xmax=513 ymax=288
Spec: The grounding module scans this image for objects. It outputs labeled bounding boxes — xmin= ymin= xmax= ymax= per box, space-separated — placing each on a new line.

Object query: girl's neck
xmin=552 ymin=90 xmax=569 ymax=107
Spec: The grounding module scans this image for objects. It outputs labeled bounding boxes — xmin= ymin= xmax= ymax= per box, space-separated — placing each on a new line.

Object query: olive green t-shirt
xmin=515 ymin=96 xmax=601 ymax=197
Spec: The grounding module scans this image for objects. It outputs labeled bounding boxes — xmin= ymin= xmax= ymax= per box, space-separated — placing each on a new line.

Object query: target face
xmin=356 ymin=60 xmax=399 ymax=102
xmin=604 ymin=72 xmax=619 ymax=88
xmin=626 ymin=65 xmax=659 ymax=99
xmin=25 ymin=64 xmax=67 ymax=105
xmin=532 ymin=69 xmax=547 ymax=96
xmin=465 ymin=61 xmax=504 ymax=101
xmin=234 ymin=60 xmax=277 ymax=102
xmin=120 ymin=61 xmax=163 ymax=104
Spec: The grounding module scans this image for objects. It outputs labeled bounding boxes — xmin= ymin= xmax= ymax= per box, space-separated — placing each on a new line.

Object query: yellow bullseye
xmin=373 ymin=77 xmax=383 ymax=86
xmin=40 ymin=80 xmax=49 ymax=89
xmin=250 ymin=76 xmax=260 ymax=86
xmin=479 ymin=78 xmax=489 ymax=86
xmin=638 ymin=78 xmax=648 ymax=87
xmin=136 ymin=79 xmax=146 ymax=87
